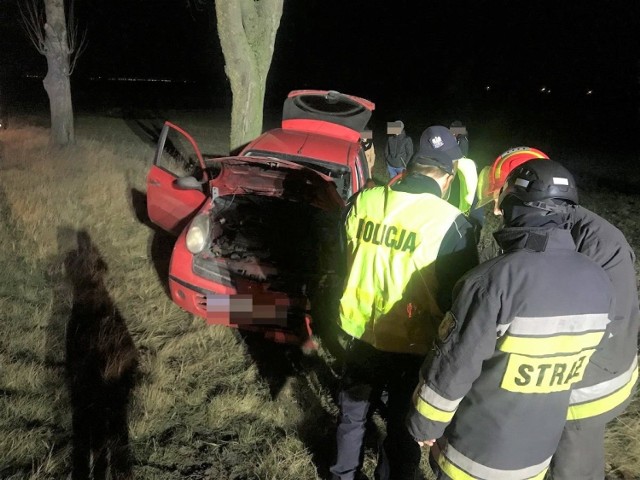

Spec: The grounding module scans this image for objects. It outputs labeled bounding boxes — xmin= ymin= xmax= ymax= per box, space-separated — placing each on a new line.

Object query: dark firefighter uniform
xmin=331 ymin=176 xmax=478 ymax=480
xmin=549 ymin=206 xmax=640 ymax=479
xmin=406 ymin=226 xmax=615 ymax=480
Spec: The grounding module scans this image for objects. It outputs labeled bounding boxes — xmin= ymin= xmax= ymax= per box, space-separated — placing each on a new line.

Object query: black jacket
xmin=384 ymin=131 xmax=413 ymax=168
xmin=566 ymin=205 xmax=640 ymax=425
xmin=407 ymin=226 xmax=615 ymax=479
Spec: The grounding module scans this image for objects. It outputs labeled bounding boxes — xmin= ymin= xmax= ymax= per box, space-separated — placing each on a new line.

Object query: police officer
xmin=330 ymin=126 xmax=479 ymax=480
xmin=417 ymin=125 xmax=478 ymax=219
xmin=406 ymin=159 xmax=616 ymax=480
xmin=390 ymin=126 xmax=481 ymax=239
xmin=477 ymin=147 xmax=640 ymax=480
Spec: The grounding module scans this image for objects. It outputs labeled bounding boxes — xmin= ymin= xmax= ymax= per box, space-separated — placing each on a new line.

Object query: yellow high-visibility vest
xmin=340 ymin=185 xmax=462 ymax=355
xmin=454 ymin=157 xmax=478 ymax=215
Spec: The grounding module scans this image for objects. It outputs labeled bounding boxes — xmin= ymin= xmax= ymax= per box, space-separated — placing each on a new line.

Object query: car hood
xmin=207 ymin=156 xmax=345 ymax=210
xmin=243 ymin=128 xmax=353 ymax=168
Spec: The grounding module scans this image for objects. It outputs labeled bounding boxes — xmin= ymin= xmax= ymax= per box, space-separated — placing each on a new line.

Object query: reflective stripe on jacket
xmin=406 ymin=227 xmax=615 ymax=480
xmin=339 ymin=185 xmax=465 ymax=355
xmin=567 ymin=206 xmax=640 ymax=425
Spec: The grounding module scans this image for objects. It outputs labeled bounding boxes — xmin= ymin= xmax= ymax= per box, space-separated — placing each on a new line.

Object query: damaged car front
xmin=146 ymin=122 xmax=345 ymax=345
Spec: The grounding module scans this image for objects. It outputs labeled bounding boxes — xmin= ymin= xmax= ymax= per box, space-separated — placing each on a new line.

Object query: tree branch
xmin=19 ymin=0 xmax=46 ymax=54
xmin=66 ymin=0 xmax=88 ymax=74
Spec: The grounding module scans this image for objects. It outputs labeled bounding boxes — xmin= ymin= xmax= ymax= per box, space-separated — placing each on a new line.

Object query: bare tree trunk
xmin=215 ymin=0 xmax=283 ymax=153
xmin=43 ymin=0 xmax=74 ymax=145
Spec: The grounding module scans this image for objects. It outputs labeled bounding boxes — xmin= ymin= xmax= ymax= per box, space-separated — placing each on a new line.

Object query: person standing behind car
xmin=476 ymin=147 xmax=640 ymax=480
xmin=384 ymin=120 xmax=413 ymax=178
xmin=449 ymin=120 xmax=469 ymax=157
xmin=360 ymin=129 xmax=376 ymax=181
xmin=330 ymin=134 xmax=479 ymax=480
xmin=407 ymin=159 xmax=616 ymax=480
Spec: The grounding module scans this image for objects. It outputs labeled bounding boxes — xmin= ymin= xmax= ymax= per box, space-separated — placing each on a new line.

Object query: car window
xmin=156 ymin=127 xmax=201 ymax=178
xmin=243 ymin=149 xmax=352 ymax=200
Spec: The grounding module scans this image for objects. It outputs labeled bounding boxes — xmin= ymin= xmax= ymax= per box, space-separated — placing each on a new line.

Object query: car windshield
xmin=243 ymin=149 xmax=352 ymax=200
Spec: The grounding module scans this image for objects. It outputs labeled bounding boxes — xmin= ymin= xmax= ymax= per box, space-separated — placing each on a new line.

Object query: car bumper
xmin=168 ymin=231 xmax=315 ymax=344
xmin=169 ymin=275 xmax=314 ymax=344
xmin=171 ymin=274 xmax=308 ymax=324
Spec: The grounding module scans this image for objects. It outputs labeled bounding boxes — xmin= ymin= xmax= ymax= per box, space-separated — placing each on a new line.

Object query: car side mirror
xmin=174 ymin=176 xmax=204 ymax=191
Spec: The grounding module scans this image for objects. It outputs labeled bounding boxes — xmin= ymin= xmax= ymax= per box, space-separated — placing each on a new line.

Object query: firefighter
xmin=330 ymin=133 xmax=479 ymax=480
xmin=406 ymin=159 xmax=616 ymax=480
xmin=476 ymin=147 xmax=640 ymax=480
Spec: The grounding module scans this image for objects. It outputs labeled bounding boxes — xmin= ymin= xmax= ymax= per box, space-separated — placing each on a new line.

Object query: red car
xmin=146 ymin=90 xmax=375 ymax=345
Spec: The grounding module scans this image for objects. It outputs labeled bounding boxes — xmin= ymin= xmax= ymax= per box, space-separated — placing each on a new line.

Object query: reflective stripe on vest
xmin=438 ymin=442 xmax=550 ymax=480
xmin=567 ymin=356 xmax=639 ymax=420
xmin=498 ymin=313 xmax=608 ymax=394
xmin=454 ymin=157 xmax=478 ymax=215
xmin=339 ymin=186 xmax=462 ymax=354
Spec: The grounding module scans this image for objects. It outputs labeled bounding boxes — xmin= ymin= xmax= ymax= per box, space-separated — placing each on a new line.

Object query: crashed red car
xmin=146 ymin=90 xmax=375 ymax=344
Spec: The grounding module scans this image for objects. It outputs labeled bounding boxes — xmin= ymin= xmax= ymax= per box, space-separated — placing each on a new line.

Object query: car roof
xmin=244 ymin=128 xmax=355 ymax=167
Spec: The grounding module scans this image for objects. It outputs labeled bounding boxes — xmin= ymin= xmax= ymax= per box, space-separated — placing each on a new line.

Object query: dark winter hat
xmin=411 ymin=125 xmax=463 ymax=174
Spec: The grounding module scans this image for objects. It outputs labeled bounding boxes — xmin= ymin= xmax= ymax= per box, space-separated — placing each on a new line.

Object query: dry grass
xmin=0 ymin=112 xmax=638 ymax=480
xmin=0 ymin=115 xmax=327 ymax=479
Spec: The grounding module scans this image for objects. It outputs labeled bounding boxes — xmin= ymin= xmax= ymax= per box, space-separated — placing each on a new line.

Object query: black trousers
xmin=330 ymin=338 xmax=424 ymax=480
xmin=549 ymin=422 xmax=606 ymax=480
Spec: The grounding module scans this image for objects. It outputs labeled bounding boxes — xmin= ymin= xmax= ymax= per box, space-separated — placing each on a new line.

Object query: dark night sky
xmin=1 ymin=0 xmax=638 ymax=133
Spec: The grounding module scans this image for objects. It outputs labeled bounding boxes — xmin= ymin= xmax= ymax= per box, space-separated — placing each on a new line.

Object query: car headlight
xmin=186 ymin=214 xmax=210 ymax=254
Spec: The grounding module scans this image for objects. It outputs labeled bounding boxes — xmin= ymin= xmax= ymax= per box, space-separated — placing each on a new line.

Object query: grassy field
xmin=0 ymin=110 xmax=639 ymax=479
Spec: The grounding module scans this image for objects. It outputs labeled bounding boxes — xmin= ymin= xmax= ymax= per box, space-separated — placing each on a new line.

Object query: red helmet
xmin=477 ymin=147 xmax=550 ymax=206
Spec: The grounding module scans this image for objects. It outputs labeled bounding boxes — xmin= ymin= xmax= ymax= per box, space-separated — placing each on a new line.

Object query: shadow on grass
xmin=237 ymin=325 xmax=388 ymax=479
xmin=293 ymin=355 xmax=388 ymax=480
xmin=122 ymin=109 xmax=165 ymax=149
xmin=236 ymin=331 xmax=335 ymax=477
xmin=129 ymin=187 xmax=175 ymax=296
xmin=62 ymin=229 xmax=139 ymax=479
xmin=237 ymin=331 xmax=305 ymax=399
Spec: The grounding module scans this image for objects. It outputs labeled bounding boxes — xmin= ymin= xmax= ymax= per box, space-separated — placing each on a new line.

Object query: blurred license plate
xmin=206 ymin=294 xmax=289 ymax=325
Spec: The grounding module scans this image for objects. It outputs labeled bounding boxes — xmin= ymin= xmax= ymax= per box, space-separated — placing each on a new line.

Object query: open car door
xmin=146 ymin=121 xmax=208 ymax=235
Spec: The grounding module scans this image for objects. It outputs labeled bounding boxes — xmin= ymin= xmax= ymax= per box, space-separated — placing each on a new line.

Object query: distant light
xmin=21 ymin=73 xmax=192 ymax=84
xmin=86 ymin=77 xmax=193 ymax=84
xmin=540 ymin=86 xmax=547 ymax=92
xmin=586 ymin=89 xmax=593 ymax=95
xmin=485 ymin=85 xmax=491 ymax=91
xmin=106 ymin=77 xmax=173 ymax=83
xmin=547 ymin=89 xmax=551 ymax=94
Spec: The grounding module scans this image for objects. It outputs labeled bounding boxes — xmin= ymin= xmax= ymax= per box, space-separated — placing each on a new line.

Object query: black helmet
xmin=497 ymin=159 xmax=578 ymax=210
